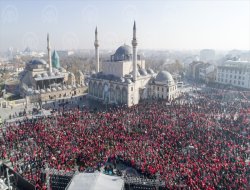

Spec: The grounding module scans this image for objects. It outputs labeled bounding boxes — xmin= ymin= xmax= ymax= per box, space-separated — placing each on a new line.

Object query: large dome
xmin=155 ymin=71 xmax=174 ymax=84
xmin=29 ymin=59 xmax=47 ymax=65
xmin=113 ymin=45 xmax=132 ymax=61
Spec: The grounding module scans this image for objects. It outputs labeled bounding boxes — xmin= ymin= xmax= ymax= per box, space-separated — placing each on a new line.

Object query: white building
xmin=216 ymin=60 xmax=250 ymax=89
xmin=88 ymin=22 xmax=178 ymax=107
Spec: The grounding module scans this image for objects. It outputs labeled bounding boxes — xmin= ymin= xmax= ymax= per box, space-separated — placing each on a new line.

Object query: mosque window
xmin=131 ymin=87 xmax=133 ymax=91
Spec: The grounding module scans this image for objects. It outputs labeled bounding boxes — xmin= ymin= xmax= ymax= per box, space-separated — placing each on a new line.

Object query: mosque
xmin=19 ymin=34 xmax=86 ymax=103
xmin=88 ymin=22 xmax=178 ymax=107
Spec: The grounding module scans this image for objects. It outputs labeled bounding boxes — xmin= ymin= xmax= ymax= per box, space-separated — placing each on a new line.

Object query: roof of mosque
xmin=52 ymin=50 xmax=59 ymax=59
xmin=52 ymin=50 xmax=60 ymax=68
xmin=91 ymin=72 xmax=129 ymax=83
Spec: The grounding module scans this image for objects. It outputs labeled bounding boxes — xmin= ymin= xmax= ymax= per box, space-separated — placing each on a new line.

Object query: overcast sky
xmin=0 ymin=0 xmax=249 ymax=51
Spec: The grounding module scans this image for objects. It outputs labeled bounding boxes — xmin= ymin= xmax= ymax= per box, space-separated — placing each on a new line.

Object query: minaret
xmin=94 ymin=27 xmax=99 ymax=72
xmin=47 ymin=33 xmax=52 ymax=74
xmin=132 ymin=21 xmax=138 ymax=81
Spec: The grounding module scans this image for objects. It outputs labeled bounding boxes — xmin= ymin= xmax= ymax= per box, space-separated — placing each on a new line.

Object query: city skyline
xmin=0 ymin=0 xmax=249 ymax=52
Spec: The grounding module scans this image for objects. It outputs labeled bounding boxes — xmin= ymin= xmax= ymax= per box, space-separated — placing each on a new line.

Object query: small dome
xmin=90 ymin=70 xmax=96 ymax=75
xmin=125 ymin=74 xmax=133 ymax=78
xmin=47 ymin=88 xmax=51 ymax=92
xmin=41 ymin=89 xmax=45 ymax=93
xmin=59 ymin=67 xmax=66 ymax=72
xmin=52 ymin=68 xmax=59 ymax=73
xmin=42 ymin=73 xmax=48 ymax=77
xmin=126 ymin=79 xmax=132 ymax=84
xmin=68 ymin=72 xmax=75 ymax=77
xmin=77 ymin=84 xmax=81 ymax=88
xmin=139 ymin=69 xmax=148 ymax=76
xmin=76 ymin=70 xmax=84 ymax=77
xmin=35 ymin=74 xmax=41 ymax=78
xmin=120 ymin=77 xmax=125 ymax=82
xmin=52 ymin=88 xmax=57 ymax=92
xmin=50 ymin=72 xmax=55 ymax=76
xmin=113 ymin=45 xmax=132 ymax=61
xmin=63 ymin=85 xmax=67 ymax=90
xmin=57 ymin=87 xmax=62 ymax=91
xmin=155 ymin=71 xmax=174 ymax=84
xmin=67 ymin=85 xmax=72 ymax=89
xmin=147 ymin=68 xmax=154 ymax=74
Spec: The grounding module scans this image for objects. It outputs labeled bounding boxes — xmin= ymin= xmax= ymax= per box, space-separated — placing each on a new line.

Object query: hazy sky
xmin=0 ymin=0 xmax=249 ymax=51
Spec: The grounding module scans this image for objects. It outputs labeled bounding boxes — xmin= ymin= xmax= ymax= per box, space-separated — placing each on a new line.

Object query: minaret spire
xmin=95 ymin=26 xmax=98 ymax=41
xmin=133 ymin=20 xmax=136 ymax=40
xmin=132 ymin=21 xmax=138 ymax=81
xmin=94 ymin=26 xmax=99 ymax=72
xmin=47 ymin=33 xmax=52 ymax=74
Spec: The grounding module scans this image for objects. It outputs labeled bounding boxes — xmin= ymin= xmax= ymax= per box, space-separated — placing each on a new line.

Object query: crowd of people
xmin=0 ymin=88 xmax=249 ymax=189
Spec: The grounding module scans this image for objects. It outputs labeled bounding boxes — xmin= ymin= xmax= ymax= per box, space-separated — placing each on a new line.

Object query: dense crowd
xmin=0 ymin=89 xmax=249 ymax=189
